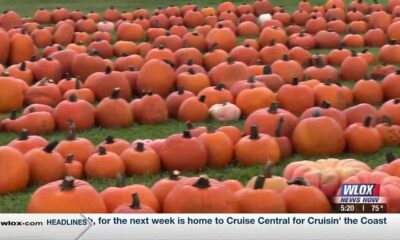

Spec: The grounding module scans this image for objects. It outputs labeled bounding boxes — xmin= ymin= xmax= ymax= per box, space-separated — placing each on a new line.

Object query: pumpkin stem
xmin=168 ymin=170 xmax=181 ymax=181
xmin=282 ymin=54 xmax=289 ymax=61
xmin=193 ymin=175 xmax=211 ymax=189
xmin=312 ymin=109 xmax=321 ymax=118
xmin=105 ymin=65 xmax=112 ymax=74
xmin=247 ymin=76 xmax=255 ymax=83
xmin=263 ymin=65 xmax=272 ymax=75
xmin=268 ymin=102 xmax=279 ymax=114
xmin=74 ymin=79 xmax=81 ymax=89
xmin=136 ymin=142 xmax=145 ymax=152
xmin=263 ymin=161 xmax=273 ymax=178
xmin=130 ymin=193 xmax=141 ymax=209
xmin=363 ymin=115 xmax=373 ymax=127
xmin=249 ymin=124 xmax=260 ymax=140
xmin=288 ymin=177 xmax=309 ymax=186
xmin=351 ymin=50 xmax=357 ymax=57
xmin=163 ymin=59 xmax=176 ymax=68
xmin=158 ymin=44 xmax=165 ymax=50
xmin=9 ymin=110 xmax=17 ymax=120
xmin=382 ymin=116 xmax=393 ymax=126
xmin=254 ymin=176 xmax=266 ymax=190
xmin=28 ymin=107 xmax=35 ymax=113
xmin=177 ymin=87 xmax=185 ymax=95
xmin=275 ymin=117 xmax=284 ymax=137
xmin=183 ymin=130 xmax=192 ymax=139
xmin=188 ymin=68 xmax=196 ymax=75
xmin=185 ymin=121 xmax=194 ymax=130
xmin=215 ymin=84 xmax=225 ymax=90
xmin=198 ymin=95 xmax=206 ymax=102
xmin=187 ymin=59 xmax=194 ymax=65
xmin=18 ymin=129 xmax=29 ymax=140
xmin=69 ymin=93 xmax=78 ymax=102
xmin=386 ymin=152 xmax=396 ymax=163
xmin=292 ymin=77 xmax=299 ymax=85
xmin=98 ymin=146 xmax=107 ymax=155
xmin=226 ymin=57 xmax=234 ymax=64
xmin=111 ymin=88 xmax=121 ymax=99
xmin=66 ymin=120 xmax=77 ymax=140
xmin=66 ymin=154 xmax=74 ymax=164
xmin=115 ymin=173 xmax=126 ymax=187
xmin=269 ymin=39 xmax=276 ymax=46
xmin=315 ymin=56 xmax=324 ymax=68
xmin=19 ymin=61 xmax=26 ymax=71
xmin=60 ymin=176 xmax=76 ymax=191
xmin=43 ymin=141 xmax=59 ymax=153
xmin=105 ymin=135 xmax=115 ymax=144
xmin=321 ymin=100 xmax=331 ymax=109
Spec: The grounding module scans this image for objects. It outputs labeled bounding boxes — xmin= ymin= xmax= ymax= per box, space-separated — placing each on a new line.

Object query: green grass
xmin=0 ymin=0 xmax=394 ymax=212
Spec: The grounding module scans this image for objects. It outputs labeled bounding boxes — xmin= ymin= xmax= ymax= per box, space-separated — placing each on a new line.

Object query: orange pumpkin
xmin=382 ymin=70 xmax=400 ymax=100
xmin=209 ymin=57 xmax=250 ymax=89
xmin=98 ymin=136 xmax=130 ymax=155
xmin=163 ymin=175 xmax=238 ymax=213
xmin=166 ymin=88 xmax=195 ymax=118
xmin=198 ymin=130 xmax=233 ymax=168
xmin=7 ymin=129 xmax=48 ymax=154
xmin=70 ymin=52 xmax=108 ymax=82
xmin=85 ymin=146 xmax=125 ymax=179
xmin=54 ymin=121 xmax=95 ymax=166
xmin=340 ymin=50 xmax=369 ymax=81
xmin=160 ymin=130 xmax=207 ymax=172
xmin=9 ymin=31 xmax=35 ymax=65
xmin=176 ymin=68 xmax=210 ymax=95
xmin=113 ymin=193 xmax=156 ymax=213
xmin=292 ymin=109 xmax=345 ymax=156
xmin=353 ymin=76 xmax=383 ymax=105
xmin=25 ymin=141 xmax=65 ymax=184
xmin=0 ymin=73 xmax=26 ymax=113
xmin=380 ymin=98 xmax=400 ymax=125
xmin=271 ymin=54 xmax=304 ymax=84
xmin=132 ymin=92 xmax=168 ymax=124
xmin=205 ymin=24 xmax=236 ymax=52
xmin=282 ymin=178 xmax=332 ymax=213
xmin=376 ymin=116 xmax=400 ymax=146
xmin=53 ymin=94 xmax=95 ymax=131
xmin=236 ymin=86 xmax=275 ymax=116
xmin=178 ymin=96 xmax=209 ymax=122
xmin=345 ymin=116 xmax=383 ymax=154
xmin=121 ymin=142 xmax=160 ymax=176
xmin=0 ymin=146 xmax=29 ymax=196
xmin=64 ymin=154 xmax=83 ymax=179
xmin=235 ymin=125 xmax=281 ymax=166
xmin=27 ymin=177 xmax=107 ymax=213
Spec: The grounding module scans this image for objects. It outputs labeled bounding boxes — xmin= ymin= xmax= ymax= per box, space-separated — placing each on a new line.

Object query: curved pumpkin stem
xmin=363 ymin=115 xmax=373 ymax=127
xmin=268 ymin=102 xmax=279 ymax=114
xmin=18 ymin=129 xmax=29 ymax=140
xmin=44 ymin=141 xmax=59 ymax=153
xmin=168 ymin=170 xmax=181 ymax=181
xmin=183 ymin=130 xmax=192 ymax=139
xmin=275 ymin=116 xmax=284 ymax=137
xmin=249 ymin=124 xmax=260 ymax=140
xmin=254 ymin=176 xmax=266 ymax=190
xmin=66 ymin=120 xmax=77 ymax=141
xmin=288 ymin=177 xmax=309 ymax=186
xmin=193 ymin=175 xmax=211 ymax=189
xmin=136 ymin=142 xmax=145 ymax=152
xmin=60 ymin=176 xmax=76 ymax=191
xmin=66 ymin=154 xmax=74 ymax=164
xmin=263 ymin=161 xmax=273 ymax=178
xmin=130 ymin=193 xmax=141 ymax=209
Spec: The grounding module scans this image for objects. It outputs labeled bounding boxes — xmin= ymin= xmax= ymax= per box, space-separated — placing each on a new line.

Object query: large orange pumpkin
xmin=0 ymin=146 xmax=29 ymax=196
xmin=27 ymin=176 xmax=107 ymax=213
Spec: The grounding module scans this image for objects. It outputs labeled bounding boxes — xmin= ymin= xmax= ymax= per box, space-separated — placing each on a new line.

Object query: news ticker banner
xmin=0 ymin=214 xmax=397 ymax=240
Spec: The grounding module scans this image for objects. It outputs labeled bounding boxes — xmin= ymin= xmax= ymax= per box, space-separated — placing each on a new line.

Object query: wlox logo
xmin=340 ymin=184 xmax=380 ymax=196
xmin=335 ymin=184 xmax=386 ymax=204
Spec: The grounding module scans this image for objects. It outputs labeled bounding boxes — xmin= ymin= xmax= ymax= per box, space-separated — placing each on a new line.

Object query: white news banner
xmin=0 ymin=214 xmax=396 ymax=240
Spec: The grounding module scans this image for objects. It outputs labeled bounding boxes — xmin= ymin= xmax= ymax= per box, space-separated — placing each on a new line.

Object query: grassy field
xmin=0 ymin=0 xmax=395 ymax=212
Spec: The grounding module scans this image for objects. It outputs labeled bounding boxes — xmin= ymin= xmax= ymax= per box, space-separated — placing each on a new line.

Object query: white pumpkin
xmin=257 ymin=13 xmax=272 ymax=24
xmin=209 ymin=102 xmax=241 ymax=122
xmin=97 ymin=21 xmax=115 ymax=32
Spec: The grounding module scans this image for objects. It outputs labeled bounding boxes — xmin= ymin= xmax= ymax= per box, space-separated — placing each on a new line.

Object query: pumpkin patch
xmin=1 ymin=0 xmax=400 ymax=215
